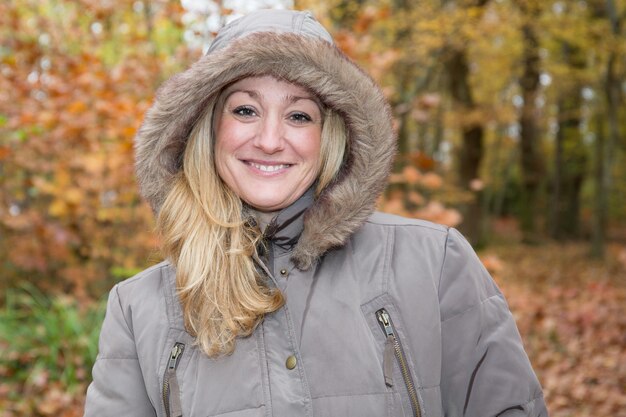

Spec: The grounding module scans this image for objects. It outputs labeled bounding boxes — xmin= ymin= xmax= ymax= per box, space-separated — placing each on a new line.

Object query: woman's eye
xmin=233 ymin=106 xmax=256 ymax=117
xmin=289 ymin=112 xmax=312 ymax=123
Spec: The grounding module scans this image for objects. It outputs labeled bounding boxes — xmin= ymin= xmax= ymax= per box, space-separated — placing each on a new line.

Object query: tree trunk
xmin=591 ymin=111 xmax=606 ymax=258
xmin=552 ymin=92 xmax=587 ymax=240
xmin=585 ymin=0 xmax=621 ymax=255
xmin=442 ymin=0 xmax=490 ymax=246
xmin=446 ymin=47 xmax=485 ymax=245
xmin=549 ymin=35 xmax=589 ymax=240
xmin=592 ymin=0 xmax=623 ymax=256
xmin=518 ymin=8 xmax=544 ymax=243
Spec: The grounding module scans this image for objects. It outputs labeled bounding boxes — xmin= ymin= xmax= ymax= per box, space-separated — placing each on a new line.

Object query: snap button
xmin=279 ymin=268 xmax=288 ymax=276
xmin=285 ymin=355 xmax=297 ymax=370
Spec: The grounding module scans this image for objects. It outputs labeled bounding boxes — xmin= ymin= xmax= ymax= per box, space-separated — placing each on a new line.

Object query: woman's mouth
xmin=247 ymin=161 xmax=291 ymax=172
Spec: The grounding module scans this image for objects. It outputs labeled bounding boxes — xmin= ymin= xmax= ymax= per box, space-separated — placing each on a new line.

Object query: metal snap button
xmin=280 ymin=268 xmax=288 ymax=276
xmin=285 ymin=355 xmax=297 ymax=370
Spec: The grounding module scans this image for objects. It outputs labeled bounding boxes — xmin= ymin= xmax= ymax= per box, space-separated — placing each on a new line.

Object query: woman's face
xmin=214 ymin=76 xmax=323 ymax=212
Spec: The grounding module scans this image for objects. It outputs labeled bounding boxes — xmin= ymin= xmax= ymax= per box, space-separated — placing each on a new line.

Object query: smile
xmin=247 ymin=162 xmax=291 ymax=172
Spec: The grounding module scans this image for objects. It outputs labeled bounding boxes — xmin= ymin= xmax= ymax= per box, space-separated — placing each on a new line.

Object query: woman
xmin=85 ymin=9 xmax=548 ymax=417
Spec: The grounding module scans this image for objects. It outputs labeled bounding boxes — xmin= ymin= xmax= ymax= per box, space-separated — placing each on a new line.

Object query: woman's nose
xmin=253 ymin=116 xmax=285 ymax=154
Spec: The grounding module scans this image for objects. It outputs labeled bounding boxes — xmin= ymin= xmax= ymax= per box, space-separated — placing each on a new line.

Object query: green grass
xmin=0 ymin=283 xmax=106 ymax=397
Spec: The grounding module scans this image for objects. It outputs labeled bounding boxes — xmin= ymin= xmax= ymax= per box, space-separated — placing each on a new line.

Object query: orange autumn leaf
xmin=408 ymin=191 xmax=425 ymax=206
xmin=402 ymin=165 xmax=422 ymax=184
xmin=0 ymin=146 xmax=10 ymax=160
xmin=420 ymin=172 xmax=443 ymax=190
xmin=66 ymin=101 xmax=88 ymax=114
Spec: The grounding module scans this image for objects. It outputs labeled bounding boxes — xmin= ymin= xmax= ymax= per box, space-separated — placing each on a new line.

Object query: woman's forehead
xmin=222 ymin=76 xmax=322 ymax=106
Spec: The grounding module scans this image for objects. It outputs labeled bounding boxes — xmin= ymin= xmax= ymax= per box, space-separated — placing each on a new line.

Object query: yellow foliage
xmin=80 ymin=154 xmax=105 ymax=174
xmin=48 ymin=199 xmax=68 ymax=217
xmin=64 ymin=188 xmax=83 ymax=205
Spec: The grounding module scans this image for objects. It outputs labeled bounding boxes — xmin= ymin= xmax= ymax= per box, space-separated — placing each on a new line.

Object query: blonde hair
xmin=157 ymin=83 xmax=347 ymax=357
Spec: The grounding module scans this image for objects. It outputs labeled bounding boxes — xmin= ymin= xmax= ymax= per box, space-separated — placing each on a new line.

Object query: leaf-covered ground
xmin=1 ymin=240 xmax=625 ymax=416
xmin=482 ymin=240 xmax=626 ymax=417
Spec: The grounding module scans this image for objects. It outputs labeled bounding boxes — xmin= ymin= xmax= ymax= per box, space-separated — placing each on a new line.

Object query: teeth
xmin=250 ymin=162 xmax=289 ymax=172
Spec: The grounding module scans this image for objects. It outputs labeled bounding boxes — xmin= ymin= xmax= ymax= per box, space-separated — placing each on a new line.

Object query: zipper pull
xmin=163 ymin=342 xmax=185 ymax=417
xmin=377 ymin=309 xmax=395 ymax=337
xmin=377 ymin=309 xmax=395 ymax=387
xmin=168 ymin=343 xmax=184 ymax=369
xmin=382 ymin=335 xmax=395 ymax=387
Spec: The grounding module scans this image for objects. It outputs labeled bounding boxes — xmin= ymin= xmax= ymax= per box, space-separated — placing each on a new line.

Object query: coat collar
xmin=262 ymin=187 xmax=315 ymax=255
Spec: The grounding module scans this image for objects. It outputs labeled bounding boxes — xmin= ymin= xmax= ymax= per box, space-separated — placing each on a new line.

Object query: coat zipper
xmin=376 ymin=309 xmax=421 ymax=417
xmin=163 ymin=342 xmax=185 ymax=417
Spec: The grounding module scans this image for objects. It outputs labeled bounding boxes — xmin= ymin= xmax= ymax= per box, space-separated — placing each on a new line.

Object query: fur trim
xmin=135 ymin=32 xmax=396 ymax=269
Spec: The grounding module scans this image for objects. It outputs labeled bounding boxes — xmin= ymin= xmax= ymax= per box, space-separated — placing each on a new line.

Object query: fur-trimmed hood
xmin=134 ymin=10 xmax=396 ymax=270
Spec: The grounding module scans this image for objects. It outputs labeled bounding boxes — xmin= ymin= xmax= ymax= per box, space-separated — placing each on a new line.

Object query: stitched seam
xmin=96 ymin=356 xmax=138 ymax=360
xmin=365 ymin=220 xmax=448 ymax=232
xmin=311 ymin=385 xmax=439 ymax=401
xmin=163 ymin=264 xmax=183 ymax=328
xmin=441 ymin=294 xmax=504 ymax=324
xmin=437 ymin=227 xmax=451 ymax=296
xmin=114 ymin=285 xmax=135 ymax=338
xmin=383 ymin=226 xmax=393 ymax=294
xmin=255 ymin=324 xmax=272 ymax=417
xmin=207 ymin=404 xmax=264 ymax=417
xmin=311 ymin=391 xmax=390 ymax=400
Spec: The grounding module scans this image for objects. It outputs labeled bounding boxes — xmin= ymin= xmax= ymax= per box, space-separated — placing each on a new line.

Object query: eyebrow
xmin=286 ymin=94 xmax=320 ymax=106
xmin=226 ymin=89 xmax=320 ymax=107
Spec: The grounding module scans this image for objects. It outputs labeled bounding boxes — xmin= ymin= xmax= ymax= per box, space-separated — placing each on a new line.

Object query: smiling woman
xmin=214 ymin=76 xmax=324 ymax=213
xmin=85 ymin=9 xmax=547 ymax=417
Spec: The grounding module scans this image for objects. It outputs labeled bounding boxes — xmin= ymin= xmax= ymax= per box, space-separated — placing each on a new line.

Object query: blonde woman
xmin=85 ymin=9 xmax=548 ymax=417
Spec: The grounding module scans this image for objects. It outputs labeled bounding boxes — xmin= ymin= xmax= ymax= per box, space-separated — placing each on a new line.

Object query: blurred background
xmin=1 ymin=0 xmax=625 ymax=415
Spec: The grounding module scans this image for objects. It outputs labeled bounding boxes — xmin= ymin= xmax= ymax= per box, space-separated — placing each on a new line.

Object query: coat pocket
xmin=362 ymin=295 xmax=424 ymax=417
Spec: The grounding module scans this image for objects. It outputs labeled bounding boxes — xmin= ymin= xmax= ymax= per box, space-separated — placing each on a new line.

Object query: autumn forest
xmin=1 ymin=0 xmax=625 ymax=415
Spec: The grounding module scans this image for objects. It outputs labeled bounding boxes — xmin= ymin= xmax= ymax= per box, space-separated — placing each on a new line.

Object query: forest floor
xmin=480 ymin=223 xmax=626 ymax=417
xmin=2 ymin=229 xmax=625 ymax=416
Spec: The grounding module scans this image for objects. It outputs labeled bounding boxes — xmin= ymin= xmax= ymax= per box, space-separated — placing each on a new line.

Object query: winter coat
xmin=84 ymin=9 xmax=548 ymax=417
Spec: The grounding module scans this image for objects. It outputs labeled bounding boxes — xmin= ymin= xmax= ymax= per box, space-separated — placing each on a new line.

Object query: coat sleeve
xmin=438 ymin=228 xmax=548 ymax=417
xmin=84 ymin=284 xmax=156 ymax=417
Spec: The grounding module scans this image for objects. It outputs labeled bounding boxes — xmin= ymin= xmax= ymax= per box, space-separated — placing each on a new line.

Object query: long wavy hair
xmin=157 ymin=81 xmax=347 ymax=357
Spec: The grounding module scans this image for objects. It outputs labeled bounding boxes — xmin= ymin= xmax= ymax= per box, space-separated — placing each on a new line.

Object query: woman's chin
xmin=243 ymin=196 xmax=292 ymax=213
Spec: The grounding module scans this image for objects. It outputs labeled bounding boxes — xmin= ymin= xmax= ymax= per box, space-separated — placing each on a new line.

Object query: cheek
xmin=214 ymin=117 xmax=242 ymax=161
xmin=294 ymin=129 xmax=322 ymax=164
xmin=213 ymin=134 xmax=234 ymax=182
xmin=215 ymin=117 xmax=254 ymax=154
